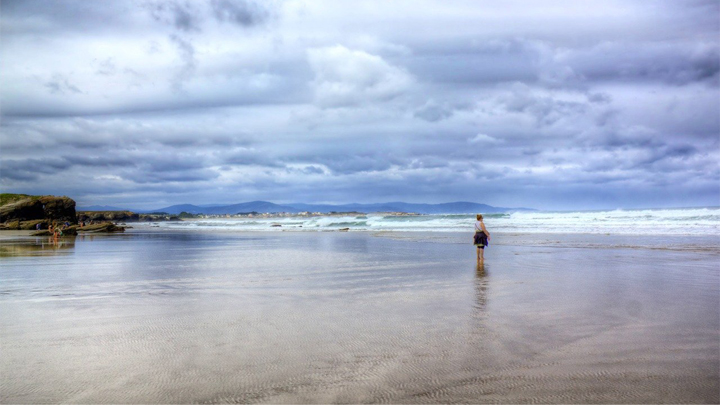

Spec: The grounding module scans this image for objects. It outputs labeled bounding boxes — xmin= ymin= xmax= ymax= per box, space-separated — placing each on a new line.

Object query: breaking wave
xmin=133 ymin=207 xmax=720 ymax=236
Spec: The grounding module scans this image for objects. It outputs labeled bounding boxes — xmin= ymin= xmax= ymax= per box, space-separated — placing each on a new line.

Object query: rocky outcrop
xmin=0 ymin=219 xmax=47 ymax=231
xmin=77 ymin=223 xmax=125 ymax=233
xmin=1 ymin=194 xmax=178 ymax=232
xmin=31 ymin=226 xmax=79 ymax=236
xmin=78 ymin=211 xmax=139 ymax=222
xmin=77 ymin=211 xmax=180 ymax=222
xmin=30 ymin=222 xmax=125 ymax=236
xmin=0 ymin=195 xmax=76 ymax=223
xmin=38 ymin=196 xmax=76 ymax=222
xmin=0 ymin=198 xmax=44 ymax=223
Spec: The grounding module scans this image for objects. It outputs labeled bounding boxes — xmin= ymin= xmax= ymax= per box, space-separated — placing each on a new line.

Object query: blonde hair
xmin=476 ymin=214 xmax=483 ymax=220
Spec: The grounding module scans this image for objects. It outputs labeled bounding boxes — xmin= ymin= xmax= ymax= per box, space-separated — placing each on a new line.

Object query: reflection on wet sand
xmin=474 ymin=263 xmax=487 ymax=312
xmin=0 ymin=236 xmax=76 ymax=257
xmin=0 ymin=231 xmax=718 ymax=403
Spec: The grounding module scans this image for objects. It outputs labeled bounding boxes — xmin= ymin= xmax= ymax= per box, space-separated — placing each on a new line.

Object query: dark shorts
xmin=474 ymin=231 xmax=488 ymax=248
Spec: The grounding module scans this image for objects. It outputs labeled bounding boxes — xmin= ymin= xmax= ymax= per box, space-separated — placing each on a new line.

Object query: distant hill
xmin=152 ymin=201 xmax=299 ymax=215
xmin=289 ymin=201 xmax=532 ymax=214
xmin=205 ymin=201 xmax=300 ymax=215
xmin=141 ymin=204 xmax=203 ymax=214
xmin=149 ymin=201 xmax=533 ymax=215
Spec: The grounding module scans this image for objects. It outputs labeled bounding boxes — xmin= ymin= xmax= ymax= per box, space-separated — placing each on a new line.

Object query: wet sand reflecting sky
xmin=1 ymin=231 xmax=718 ymax=403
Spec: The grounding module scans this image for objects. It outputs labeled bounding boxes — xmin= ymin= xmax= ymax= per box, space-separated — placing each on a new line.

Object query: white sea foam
xmin=134 ymin=207 xmax=720 ymax=236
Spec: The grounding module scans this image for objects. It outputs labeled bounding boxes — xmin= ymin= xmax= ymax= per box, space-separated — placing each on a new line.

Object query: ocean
xmin=139 ymin=206 xmax=720 ymax=235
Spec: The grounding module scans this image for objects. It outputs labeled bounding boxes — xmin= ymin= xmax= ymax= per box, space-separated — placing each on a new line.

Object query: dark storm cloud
xmin=1 ymin=0 xmax=718 ymax=209
xmin=125 ymin=169 xmax=220 ymax=184
xmin=169 ymin=34 xmax=197 ymax=90
xmin=1 ymin=158 xmax=72 ymax=181
xmin=560 ymin=43 xmax=720 ymax=86
xmin=290 ymin=165 xmax=325 ymax=175
xmin=44 ymin=74 xmax=82 ymax=95
xmin=0 ymin=0 xmax=132 ymax=34
xmin=148 ymin=0 xmax=270 ymax=32
xmin=0 ymin=117 xmax=252 ymax=153
xmin=149 ymin=1 xmax=202 ymax=32
xmin=315 ymin=154 xmax=396 ymax=175
xmin=211 ymin=0 xmax=270 ymax=27
xmin=405 ymin=39 xmax=720 ymax=97
xmin=414 ymin=101 xmax=455 ymax=122
xmin=404 ymin=40 xmax=539 ymax=85
xmin=223 ymin=149 xmax=283 ymax=168
xmin=62 ymin=155 xmax=137 ymax=168
xmin=160 ymin=133 xmax=245 ymax=148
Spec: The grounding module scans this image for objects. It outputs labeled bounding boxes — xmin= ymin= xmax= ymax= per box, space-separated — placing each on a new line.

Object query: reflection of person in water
xmin=475 ymin=264 xmax=488 ymax=312
xmin=473 ymin=214 xmax=490 ymax=262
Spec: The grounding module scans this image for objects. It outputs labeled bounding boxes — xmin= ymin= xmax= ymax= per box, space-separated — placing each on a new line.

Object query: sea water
xmin=137 ymin=206 xmax=720 ymax=235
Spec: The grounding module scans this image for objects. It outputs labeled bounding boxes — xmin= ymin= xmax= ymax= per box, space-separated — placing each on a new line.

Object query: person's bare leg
xmin=479 ymin=247 xmax=484 ymax=262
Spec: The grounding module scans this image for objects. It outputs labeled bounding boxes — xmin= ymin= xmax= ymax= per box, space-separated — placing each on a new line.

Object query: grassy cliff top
xmin=0 ymin=194 xmax=38 ymax=206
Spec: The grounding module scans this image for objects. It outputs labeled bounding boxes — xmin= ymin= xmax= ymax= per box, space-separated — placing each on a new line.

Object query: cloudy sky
xmin=1 ymin=0 xmax=718 ymax=210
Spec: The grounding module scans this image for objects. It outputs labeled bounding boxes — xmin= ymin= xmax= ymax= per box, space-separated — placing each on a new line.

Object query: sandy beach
xmin=1 ymin=230 xmax=718 ymax=403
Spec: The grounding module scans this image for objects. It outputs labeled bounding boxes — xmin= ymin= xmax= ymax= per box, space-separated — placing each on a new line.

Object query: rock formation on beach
xmin=0 ymin=194 xmax=76 ymax=224
xmin=77 ymin=211 xmax=180 ymax=223
xmin=30 ymin=222 xmax=124 ymax=236
xmin=0 ymin=194 xmax=141 ymax=233
xmin=78 ymin=211 xmax=140 ymax=222
xmin=0 ymin=192 xmax=187 ymax=234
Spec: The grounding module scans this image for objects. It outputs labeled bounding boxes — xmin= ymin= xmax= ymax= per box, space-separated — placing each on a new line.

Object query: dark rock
xmin=3 ymin=220 xmax=21 ymax=230
xmin=0 ymin=195 xmax=76 ymax=224
xmin=77 ymin=211 xmax=139 ymax=222
xmin=77 ymin=211 xmax=179 ymax=222
xmin=0 ymin=198 xmax=44 ymax=222
xmin=39 ymin=196 xmax=76 ymax=222
xmin=20 ymin=220 xmax=47 ymax=230
xmin=31 ymin=226 xmax=77 ymax=236
xmin=63 ymin=226 xmax=78 ymax=236
xmin=78 ymin=222 xmax=125 ymax=233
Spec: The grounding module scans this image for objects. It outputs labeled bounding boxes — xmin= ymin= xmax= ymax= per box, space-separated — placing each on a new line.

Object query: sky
xmin=1 ymin=0 xmax=718 ymax=210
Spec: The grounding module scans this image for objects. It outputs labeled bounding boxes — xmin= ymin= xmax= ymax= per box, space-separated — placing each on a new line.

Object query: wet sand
xmin=1 ymin=231 xmax=718 ymax=403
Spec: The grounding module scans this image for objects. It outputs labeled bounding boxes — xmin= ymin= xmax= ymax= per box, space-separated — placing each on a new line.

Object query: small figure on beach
xmin=474 ymin=214 xmax=490 ymax=262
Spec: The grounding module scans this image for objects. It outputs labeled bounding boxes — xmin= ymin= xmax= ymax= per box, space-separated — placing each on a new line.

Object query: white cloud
xmin=307 ymin=45 xmax=413 ymax=107
xmin=469 ymin=133 xmax=500 ymax=144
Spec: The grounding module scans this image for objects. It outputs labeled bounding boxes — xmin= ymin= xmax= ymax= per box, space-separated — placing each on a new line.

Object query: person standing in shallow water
xmin=474 ymin=214 xmax=490 ymax=262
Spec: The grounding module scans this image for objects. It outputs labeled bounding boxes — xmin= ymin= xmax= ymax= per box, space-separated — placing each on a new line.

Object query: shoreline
xmin=2 ymin=228 xmax=719 ymax=256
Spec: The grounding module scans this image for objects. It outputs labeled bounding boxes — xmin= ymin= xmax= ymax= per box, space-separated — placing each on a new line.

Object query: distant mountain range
xmin=83 ymin=201 xmax=534 ymax=215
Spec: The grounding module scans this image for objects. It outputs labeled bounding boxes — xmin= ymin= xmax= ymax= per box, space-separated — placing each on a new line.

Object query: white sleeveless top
xmin=474 ymin=221 xmax=483 ymax=232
